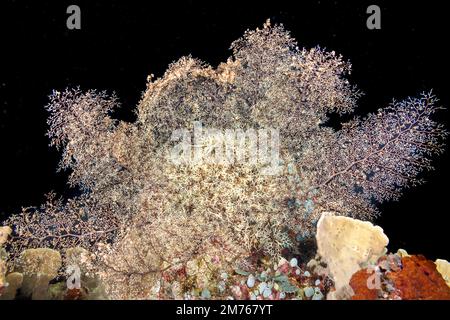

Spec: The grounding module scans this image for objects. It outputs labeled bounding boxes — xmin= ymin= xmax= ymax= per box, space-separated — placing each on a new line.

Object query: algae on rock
xmin=17 ymin=248 xmax=62 ymax=299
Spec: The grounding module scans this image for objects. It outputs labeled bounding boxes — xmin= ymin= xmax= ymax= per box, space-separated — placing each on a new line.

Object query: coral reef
xmin=0 ymin=226 xmax=11 ymax=294
xmin=0 ymin=272 xmax=23 ymax=300
xmin=0 ymin=246 xmax=106 ymax=300
xmin=435 ymin=259 xmax=450 ymax=287
xmin=0 ymin=254 xmax=5 ymax=290
xmin=350 ymin=254 xmax=450 ymax=300
xmin=388 ymin=255 xmax=450 ymax=300
xmin=154 ymin=255 xmax=333 ymax=300
xmin=17 ymin=248 xmax=62 ymax=299
xmin=349 ymin=269 xmax=378 ymax=300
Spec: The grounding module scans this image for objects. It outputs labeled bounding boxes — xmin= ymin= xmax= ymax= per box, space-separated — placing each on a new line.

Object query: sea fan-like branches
xmin=6 ymin=194 xmax=121 ymax=255
xmin=317 ymin=93 xmax=446 ymax=204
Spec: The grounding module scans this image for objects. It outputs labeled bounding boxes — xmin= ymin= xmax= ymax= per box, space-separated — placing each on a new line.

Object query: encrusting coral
xmin=0 ymin=272 xmax=23 ymax=300
xmin=0 ymin=226 xmax=11 ymax=247
xmin=1 ymin=20 xmax=447 ymax=299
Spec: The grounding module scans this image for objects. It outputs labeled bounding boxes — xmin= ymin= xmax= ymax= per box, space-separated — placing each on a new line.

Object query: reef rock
xmin=396 ymin=248 xmax=410 ymax=258
xmin=316 ymin=212 xmax=389 ymax=299
xmin=0 ymin=226 xmax=11 ymax=246
xmin=0 ymin=272 xmax=23 ymax=300
xmin=0 ymin=258 xmax=6 ymax=293
xmin=17 ymin=248 xmax=62 ymax=299
xmin=349 ymin=269 xmax=379 ymax=300
xmin=350 ymin=254 xmax=450 ymax=300
xmin=19 ymin=248 xmax=61 ymax=277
